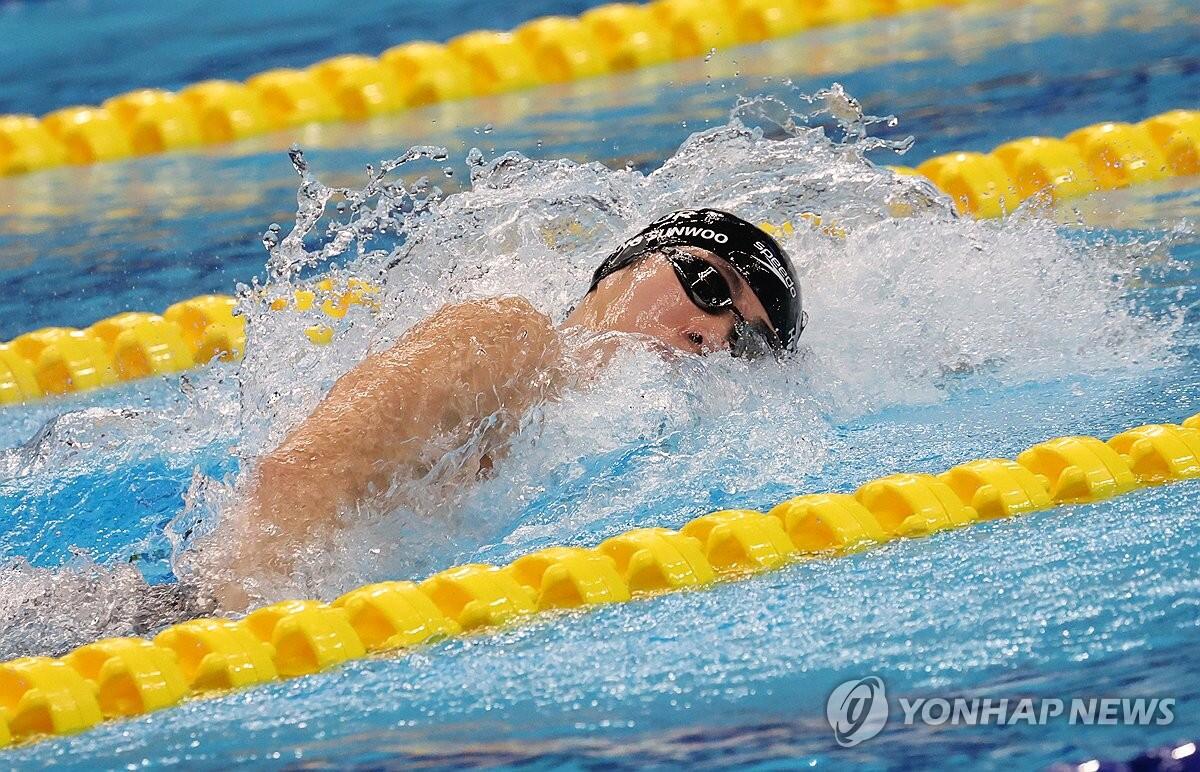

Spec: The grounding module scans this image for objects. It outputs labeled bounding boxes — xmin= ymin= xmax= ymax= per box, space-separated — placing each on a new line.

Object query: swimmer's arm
xmin=238 ymin=296 xmax=563 ymax=573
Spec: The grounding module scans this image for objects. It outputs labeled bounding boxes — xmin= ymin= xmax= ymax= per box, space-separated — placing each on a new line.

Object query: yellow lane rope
xmin=0 ymin=279 xmax=377 ymax=406
xmin=1 ymin=0 xmax=1040 ymax=179
xmin=0 ymin=412 xmax=1197 ymax=748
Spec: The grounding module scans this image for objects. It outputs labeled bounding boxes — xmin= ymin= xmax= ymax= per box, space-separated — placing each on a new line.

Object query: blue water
xmin=0 ymin=0 xmax=1198 ymax=769
xmin=6 ymin=406 xmax=1200 ymax=769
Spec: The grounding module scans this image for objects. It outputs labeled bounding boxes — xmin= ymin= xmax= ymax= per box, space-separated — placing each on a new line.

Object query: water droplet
xmin=287 ymin=145 xmax=308 ymax=176
xmin=443 ymin=166 xmax=454 ymax=177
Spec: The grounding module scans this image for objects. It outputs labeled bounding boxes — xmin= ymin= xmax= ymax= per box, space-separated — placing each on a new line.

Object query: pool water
xmin=0 ymin=0 xmax=1198 ymax=769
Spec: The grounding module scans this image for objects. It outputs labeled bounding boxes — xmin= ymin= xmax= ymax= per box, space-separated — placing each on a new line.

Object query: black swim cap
xmin=589 ymin=208 xmax=804 ymax=349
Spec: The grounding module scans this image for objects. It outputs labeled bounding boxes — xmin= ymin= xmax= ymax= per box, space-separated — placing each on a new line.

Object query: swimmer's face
xmin=568 ymin=247 xmax=775 ymax=357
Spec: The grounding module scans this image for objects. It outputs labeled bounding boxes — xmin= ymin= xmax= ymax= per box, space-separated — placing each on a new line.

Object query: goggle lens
xmin=665 ymin=251 xmax=781 ymax=359
xmin=667 ymin=251 xmax=734 ymax=313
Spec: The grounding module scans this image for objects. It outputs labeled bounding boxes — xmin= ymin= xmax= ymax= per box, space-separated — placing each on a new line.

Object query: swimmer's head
xmin=565 ymin=209 xmax=805 ymax=359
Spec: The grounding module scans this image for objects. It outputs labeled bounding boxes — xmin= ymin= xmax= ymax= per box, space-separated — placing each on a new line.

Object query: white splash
xmin=0 ymin=86 xmax=1179 ymax=656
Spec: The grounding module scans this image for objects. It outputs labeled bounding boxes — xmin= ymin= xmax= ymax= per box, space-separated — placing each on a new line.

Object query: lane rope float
xmin=1 ymin=0 xmax=1053 ymax=178
xmin=0 ymin=279 xmax=378 ymax=407
xmin=891 ymin=109 xmax=1200 ymax=217
xmin=0 ymin=411 xmax=1197 ymax=748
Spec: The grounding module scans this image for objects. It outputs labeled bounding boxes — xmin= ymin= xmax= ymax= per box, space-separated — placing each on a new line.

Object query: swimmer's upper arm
xmin=233 ymin=296 xmax=561 ymax=580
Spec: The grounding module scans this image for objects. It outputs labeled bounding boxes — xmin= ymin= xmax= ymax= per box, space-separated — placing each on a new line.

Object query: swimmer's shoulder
xmin=428 ymin=296 xmax=557 ymax=344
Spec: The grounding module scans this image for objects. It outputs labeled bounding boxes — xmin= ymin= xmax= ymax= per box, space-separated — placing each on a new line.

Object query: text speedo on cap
xmin=589 ymin=209 xmax=804 ymax=348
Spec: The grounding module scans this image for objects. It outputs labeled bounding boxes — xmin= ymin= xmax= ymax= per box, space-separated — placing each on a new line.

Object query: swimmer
xmin=210 ymin=209 xmax=805 ymax=610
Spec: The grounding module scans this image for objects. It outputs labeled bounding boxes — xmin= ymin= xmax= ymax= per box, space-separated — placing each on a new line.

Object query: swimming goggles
xmin=664 ymin=249 xmax=781 ymax=360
